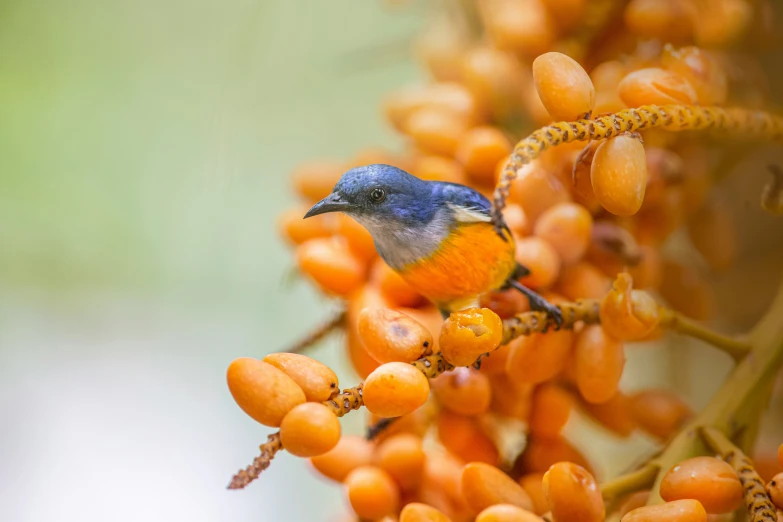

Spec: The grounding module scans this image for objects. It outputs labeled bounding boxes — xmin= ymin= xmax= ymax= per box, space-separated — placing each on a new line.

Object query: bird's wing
xmin=438 ymin=182 xmax=493 ymax=223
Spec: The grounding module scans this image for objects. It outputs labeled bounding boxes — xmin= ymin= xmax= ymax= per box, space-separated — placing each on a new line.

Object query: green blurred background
xmin=0 ymin=1 xmax=425 ymax=520
xmin=2 ymin=1 xmax=782 ymax=521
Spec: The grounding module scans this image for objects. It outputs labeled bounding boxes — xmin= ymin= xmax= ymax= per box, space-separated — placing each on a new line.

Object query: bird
xmin=303 ymin=163 xmax=562 ymax=325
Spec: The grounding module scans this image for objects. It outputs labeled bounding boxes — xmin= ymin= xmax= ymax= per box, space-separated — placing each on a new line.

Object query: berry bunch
xmin=224 ymin=0 xmax=783 ymax=521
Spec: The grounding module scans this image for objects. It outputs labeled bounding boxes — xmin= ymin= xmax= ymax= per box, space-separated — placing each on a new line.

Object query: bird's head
xmin=303 ymin=164 xmax=437 ymax=230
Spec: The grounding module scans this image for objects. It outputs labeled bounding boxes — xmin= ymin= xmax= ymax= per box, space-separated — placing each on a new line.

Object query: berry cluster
xmin=224 ymin=0 xmax=783 ymax=521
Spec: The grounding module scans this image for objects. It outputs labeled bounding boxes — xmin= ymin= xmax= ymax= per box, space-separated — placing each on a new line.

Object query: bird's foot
xmin=507 ymin=279 xmax=563 ymax=331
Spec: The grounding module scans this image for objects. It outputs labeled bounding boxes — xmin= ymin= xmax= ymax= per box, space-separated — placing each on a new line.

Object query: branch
xmin=286 ymin=309 xmax=346 ymax=354
xmin=491 ymin=105 xmax=783 ymax=225
xmin=600 ymin=464 xmax=659 ymax=500
xmin=701 ymin=427 xmax=779 ymax=522
xmin=658 ymin=307 xmax=751 ymax=361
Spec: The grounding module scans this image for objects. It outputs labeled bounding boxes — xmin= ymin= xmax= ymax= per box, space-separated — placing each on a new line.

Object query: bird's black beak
xmin=303 ymin=192 xmax=353 ymax=219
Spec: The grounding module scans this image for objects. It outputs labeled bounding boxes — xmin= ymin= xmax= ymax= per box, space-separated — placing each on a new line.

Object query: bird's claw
xmin=530 ymin=300 xmax=563 ymax=331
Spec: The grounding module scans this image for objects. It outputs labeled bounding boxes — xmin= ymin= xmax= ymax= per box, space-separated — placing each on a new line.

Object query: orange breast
xmin=398 ymin=223 xmax=517 ymax=309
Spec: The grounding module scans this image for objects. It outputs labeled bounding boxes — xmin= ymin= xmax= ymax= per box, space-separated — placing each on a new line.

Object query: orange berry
xmin=574 ymin=325 xmax=625 ymax=404
xmin=515 ymin=237 xmax=561 ymax=289
xmin=532 ymin=52 xmax=595 ymax=122
xmin=383 ymin=83 xmax=480 ymax=132
xmin=415 ymin=17 xmax=468 ymax=82
xmin=543 ymin=462 xmax=604 ymax=522
xmin=336 ymin=213 xmax=377 ymax=262
xmin=767 ymin=472 xmax=783 ymax=509
xmin=600 ymin=273 xmax=660 ymax=341
xmin=439 ymin=308 xmax=503 ymax=367
xmin=621 ymin=499 xmax=707 ymax=522
xmin=485 ymin=0 xmax=555 ymax=58
xmin=509 ymin=163 xmax=571 ymax=223
xmin=422 ymin=449 xmax=468 ymax=505
xmin=618 ymin=68 xmax=698 ymax=108
xmin=412 ymin=155 xmax=468 ymax=184
xmin=476 ymin=504 xmax=542 ymax=522
xmin=580 ymin=391 xmax=636 ymax=438
xmin=570 ymin=142 xmax=602 ymax=213
xmin=529 ymin=384 xmax=573 ymax=439
xmin=358 ymin=308 xmax=433 ymax=364
xmin=461 ymin=462 xmax=534 ymax=513
xmin=456 ymin=126 xmax=512 ymax=185
xmin=290 ymin=159 xmax=346 ymax=203
xmin=779 ymin=444 xmax=783 ymax=468
xmin=591 ymin=61 xmax=627 ymax=93
xmin=533 ymin=203 xmax=593 ymax=265
xmin=278 ymin=206 xmax=333 ymax=245
xmin=480 ymin=289 xmax=531 ymax=321
xmin=619 ymin=490 xmax=651 ymax=518
xmin=660 ymin=457 xmax=743 ymax=513
xmin=437 ymin=411 xmax=499 ymax=466
xmin=555 ymin=262 xmax=611 ymax=300
xmin=630 ymin=389 xmax=693 ymax=440
xmin=661 ymin=45 xmax=727 ymax=105
xmin=490 ymin=375 xmax=534 ymax=421
xmin=226 ymin=358 xmax=305 ymax=427
xmin=372 ymin=260 xmax=427 ymax=308
xmin=398 ymin=306 xmax=445 ymax=353
xmin=432 ymin=367 xmax=492 ymax=416
xmin=377 ymin=434 xmax=426 ymax=490
xmin=659 ymin=261 xmax=715 ymax=321
xmin=623 ymin=0 xmax=693 ymax=43
xmin=591 ymin=135 xmax=648 ymax=217
xmin=502 ymin=204 xmax=532 ymax=237
xmin=280 ymin=403 xmax=340 ymax=457
xmin=539 ymin=0 xmax=586 ymax=32
xmin=516 ymin=436 xmax=592 ymax=474
xmin=296 ymin=237 xmax=366 ymax=297
xmin=479 ymin=343 xmax=513 ymax=375
xmin=400 ymin=502 xmax=453 ymax=522
xmin=310 ymin=435 xmax=374 ymax=482
xmin=345 ymin=465 xmax=400 ymax=519
xmin=404 ymin=107 xmax=470 ymax=156
xmin=347 ymin=325 xmax=381 ymax=379
xmin=518 ymin=473 xmax=548 ymax=514
xmin=461 ymin=46 xmax=528 ymax=121
xmin=364 ymin=362 xmax=430 ymax=418
xmin=506 ymin=329 xmax=573 ymax=384
xmin=262 ymin=353 xmax=338 ymax=402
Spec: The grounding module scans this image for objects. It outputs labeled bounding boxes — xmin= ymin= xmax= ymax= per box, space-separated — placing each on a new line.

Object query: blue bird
xmin=304 ymin=164 xmax=562 ymax=323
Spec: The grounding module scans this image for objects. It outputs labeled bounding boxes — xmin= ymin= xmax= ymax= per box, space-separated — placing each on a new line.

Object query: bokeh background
xmin=1 ymin=1 xmax=782 ymax=521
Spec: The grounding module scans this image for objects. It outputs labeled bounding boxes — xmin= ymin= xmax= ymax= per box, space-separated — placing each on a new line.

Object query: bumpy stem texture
xmin=227 ymin=433 xmax=283 ymax=490
xmin=501 ymin=299 xmax=600 ymax=343
xmin=491 ymin=105 xmax=783 ymax=226
xmin=701 ymin=427 xmax=778 ymax=522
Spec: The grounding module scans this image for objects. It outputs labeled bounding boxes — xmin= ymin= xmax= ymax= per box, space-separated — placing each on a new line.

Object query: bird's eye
xmin=369 ymin=188 xmax=386 ymax=203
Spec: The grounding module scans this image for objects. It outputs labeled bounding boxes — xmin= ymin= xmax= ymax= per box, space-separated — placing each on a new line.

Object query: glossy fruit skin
xmin=767 ymin=472 xmax=783 ymax=509
xmin=506 ymin=329 xmax=573 ymax=384
xmin=364 ymin=362 xmax=431 ymax=418
xmin=518 ymin=473 xmax=548 ymax=514
xmin=532 ymin=52 xmax=595 ymax=122
xmin=226 ymin=358 xmax=305 ymax=427
xmin=600 ymin=273 xmax=660 ymax=341
xmin=591 ymin=135 xmax=648 ymax=217
xmin=310 ymin=435 xmax=375 ymax=482
xmin=437 ymin=411 xmax=499 ymax=465
xmin=516 ymin=436 xmax=592 ymax=474
xmin=439 ymin=308 xmax=504 ymax=367
xmin=660 ymin=457 xmax=743 ymax=514
xmin=262 ymin=352 xmax=339 ymax=402
xmin=529 ymin=384 xmax=573 ymax=438
xmin=376 ymin=433 xmax=427 ymax=490
xmin=543 ymin=462 xmax=605 ymax=522
xmin=461 ymin=462 xmax=534 ymax=513
xmin=296 ymin=237 xmax=366 ymax=297
xmin=617 ymin=68 xmax=698 ymax=107
xmin=456 ymin=126 xmax=512 ymax=185
xmin=358 ymin=308 xmax=433 ymax=363
xmin=621 ymin=499 xmax=707 ymax=522
xmin=279 ymin=402 xmax=341 ymax=457
xmin=400 ymin=502 xmax=453 ymax=522
xmin=432 ymin=367 xmax=492 ymax=416
xmin=574 ymin=325 xmax=625 ymax=404
xmin=534 ymin=203 xmax=593 ymax=265
xmin=515 ymin=237 xmax=561 ymax=289
xmin=629 ymin=389 xmax=693 ymax=440
xmin=580 ymin=391 xmax=636 ymax=438
xmin=345 ymin=465 xmax=400 ymax=520
xmin=475 ymin=503 xmax=542 ymax=522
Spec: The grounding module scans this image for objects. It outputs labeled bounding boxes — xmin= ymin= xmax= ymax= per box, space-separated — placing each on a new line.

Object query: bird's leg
xmin=503 ymin=264 xmax=563 ymax=330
